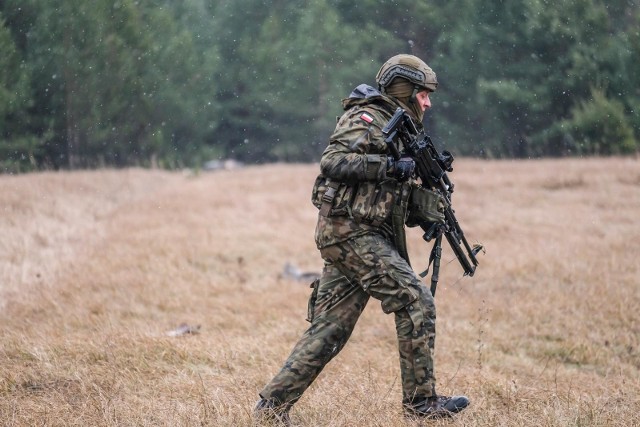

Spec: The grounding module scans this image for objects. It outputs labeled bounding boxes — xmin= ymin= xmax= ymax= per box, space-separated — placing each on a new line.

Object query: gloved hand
xmin=387 ymin=156 xmax=415 ymax=181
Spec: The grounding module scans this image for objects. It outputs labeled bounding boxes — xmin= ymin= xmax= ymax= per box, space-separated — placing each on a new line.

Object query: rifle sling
xmin=429 ymin=235 xmax=443 ymax=297
xmin=391 ymin=203 xmax=411 ymax=266
xmin=418 ymin=234 xmax=443 ymax=297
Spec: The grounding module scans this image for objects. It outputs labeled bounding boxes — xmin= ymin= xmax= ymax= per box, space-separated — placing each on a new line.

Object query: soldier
xmin=255 ymin=54 xmax=469 ymax=425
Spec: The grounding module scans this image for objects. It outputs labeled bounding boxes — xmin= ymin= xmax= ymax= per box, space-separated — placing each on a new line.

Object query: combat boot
xmin=254 ymin=398 xmax=292 ymax=426
xmin=404 ymin=394 xmax=470 ymax=419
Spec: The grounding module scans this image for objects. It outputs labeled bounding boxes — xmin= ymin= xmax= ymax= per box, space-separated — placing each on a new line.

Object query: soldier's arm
xmin=319 ymin=114 xmax=389 ymax=183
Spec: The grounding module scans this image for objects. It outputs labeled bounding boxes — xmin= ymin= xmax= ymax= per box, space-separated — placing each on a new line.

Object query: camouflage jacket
xmin=312 ymin=84 xmax=415 ymax=249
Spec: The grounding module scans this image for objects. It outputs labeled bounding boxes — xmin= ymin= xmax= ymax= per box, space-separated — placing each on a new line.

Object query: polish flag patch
xmin=360 ymin=112 xmax=374 ymax=123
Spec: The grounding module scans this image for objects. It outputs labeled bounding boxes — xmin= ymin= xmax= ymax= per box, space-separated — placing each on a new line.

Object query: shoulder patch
xmin=360 ymin=112 xmax=374 ymax=124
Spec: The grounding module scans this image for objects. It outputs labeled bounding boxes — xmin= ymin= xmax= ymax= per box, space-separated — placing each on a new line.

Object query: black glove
xmin=387 ymin=156 xmax=415 ymax=181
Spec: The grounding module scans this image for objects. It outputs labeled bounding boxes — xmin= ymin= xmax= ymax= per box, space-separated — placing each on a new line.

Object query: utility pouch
xmin=306 ymin=278 xmax=320 ymax=323
xmin=311 ymin=175 xmax=352 ymax=217
xmin=406 ymin=185 xmax=447 ymax=227
xmin=350 ymin=179 xmax=397 ymax=226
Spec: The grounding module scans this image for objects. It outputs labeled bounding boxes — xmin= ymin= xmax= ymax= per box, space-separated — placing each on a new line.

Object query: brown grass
xmin=1 ymin=158 xmax=639 ymax=426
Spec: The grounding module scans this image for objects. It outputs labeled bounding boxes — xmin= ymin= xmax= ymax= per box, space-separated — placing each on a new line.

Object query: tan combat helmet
xmin=376 ymin=54 xmax=438 ymax=93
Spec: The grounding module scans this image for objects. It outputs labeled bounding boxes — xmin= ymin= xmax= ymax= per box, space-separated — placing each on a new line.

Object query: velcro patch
xmin=360 ymin=112 xmax=374 ymax=123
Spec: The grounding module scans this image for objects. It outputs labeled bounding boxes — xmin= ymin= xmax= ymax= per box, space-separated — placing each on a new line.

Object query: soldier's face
xmin=416 ymin=90 xmax=432 ymax=112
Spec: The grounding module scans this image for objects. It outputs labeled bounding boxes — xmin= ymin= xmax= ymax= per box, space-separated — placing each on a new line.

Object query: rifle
xmin=382 ymin=107 xmax=482 ymax=295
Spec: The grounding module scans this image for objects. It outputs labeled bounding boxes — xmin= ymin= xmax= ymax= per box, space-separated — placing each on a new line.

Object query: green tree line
xmin=1 ymin=0 xmax=638 ymax=172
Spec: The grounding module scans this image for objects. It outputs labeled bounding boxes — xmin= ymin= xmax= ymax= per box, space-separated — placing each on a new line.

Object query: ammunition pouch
xmin=406 ymin=184 xmax=447 ymax=227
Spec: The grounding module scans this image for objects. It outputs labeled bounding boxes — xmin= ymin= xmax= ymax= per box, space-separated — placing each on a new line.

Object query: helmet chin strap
xmin=408 ymin=85 xmax=425 ymax=123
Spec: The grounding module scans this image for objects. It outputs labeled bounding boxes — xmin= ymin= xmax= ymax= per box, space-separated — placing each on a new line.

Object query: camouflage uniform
xmin=259 ymin=84 xmax=438 ymax=408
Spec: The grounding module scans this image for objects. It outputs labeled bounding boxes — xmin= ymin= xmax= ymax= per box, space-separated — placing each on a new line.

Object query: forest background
xmin=1 ymin=0 xmax=640 ymax=173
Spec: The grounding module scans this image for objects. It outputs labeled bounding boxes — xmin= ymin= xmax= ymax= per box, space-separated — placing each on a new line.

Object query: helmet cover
xmin=376 ymin=54 xmax=438 ymax=92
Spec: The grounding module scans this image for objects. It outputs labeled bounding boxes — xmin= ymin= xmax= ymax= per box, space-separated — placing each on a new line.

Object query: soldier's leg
xmin=259 ymin=262 xmax=369 ymax=406
xmin=394 ymin=284 xmax=437 ymax=404
xmin=321 ymin=233 xmax=437 ymax=402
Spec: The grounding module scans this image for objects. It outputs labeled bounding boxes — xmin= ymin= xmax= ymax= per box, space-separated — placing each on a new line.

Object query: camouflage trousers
xmin=259 ymin=232 xmax=437 ymax=407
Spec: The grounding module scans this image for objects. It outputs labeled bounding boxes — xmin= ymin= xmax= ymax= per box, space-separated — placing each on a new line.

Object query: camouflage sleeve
xmin=319 ymin=110 xmax=390 ymax=182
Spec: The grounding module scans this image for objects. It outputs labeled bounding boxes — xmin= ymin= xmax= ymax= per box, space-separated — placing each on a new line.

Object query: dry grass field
xmin=1 ymin=158 xmax=639 ymax=426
